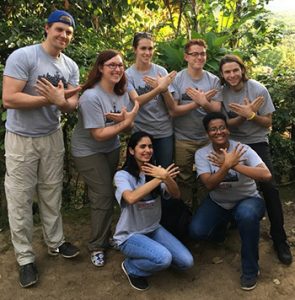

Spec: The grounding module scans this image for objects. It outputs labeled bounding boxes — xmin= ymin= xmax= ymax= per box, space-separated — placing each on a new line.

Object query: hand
xmin=64 ymin=85 xmax=81 ymax=99
xmin=35 ymin=78 xmax=66 ymax=107
xmin=165 ymin=163 xmax=180 ymax=179
xmin=228 ymin=97 xmax=253 ymax=119
xmin=123 ymin=100 xmax=139 ymax=125
xmin=143 ymin=71 xmax=176 ymax=92
xmin=105 ymin=106 xmax=127 ymax=123
xmin=249 ymin=96 xmax=264 ymax=113
xmin=207 ymin=151 xmax=225 ymax=167
xmin=205 ymin=89 xmax=218 ymax=102
xmin=221 ymin=143 xmax=247 ymax=169
xmin=141 ymin=163 xmax=168 ymax=180
xmin=186 ymin=87 xmax=208 ymax=106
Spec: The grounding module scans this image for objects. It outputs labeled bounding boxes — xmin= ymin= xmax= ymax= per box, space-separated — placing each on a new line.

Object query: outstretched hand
xmin=220 ymin=143 xmax=247 ymax=169
xmin=143 ymin=71 xmax=176 ymax=92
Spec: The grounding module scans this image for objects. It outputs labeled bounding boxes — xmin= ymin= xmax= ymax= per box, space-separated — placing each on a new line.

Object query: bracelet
xmin=247 ymin=112 xmax=256 ymax=121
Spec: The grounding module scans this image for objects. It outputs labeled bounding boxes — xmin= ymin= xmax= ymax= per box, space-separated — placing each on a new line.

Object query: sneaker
xmin=19 ymin=263 xmax=38 ymax=288
xmin=121 ymin=261 xmax=149 ymax=291
xmin=274 ymin=241 xmax=293 ymax=265
xmin=91 ymin=251 xmax=105 ymax=267
xmin=240 ymin=274 xmax=257 ymax=291
xmin=48 ymin=242 xmax=80 ymax=258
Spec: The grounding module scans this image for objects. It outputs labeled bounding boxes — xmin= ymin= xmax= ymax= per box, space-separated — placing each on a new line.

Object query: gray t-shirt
xmin=113 ymin=170 xmax=163 ymax=245
xmin=126 ymin=63 xmax=173 ymax=139
xmin=71 ymin=84 xmax=131 ymax=157
xmin=222 ymin=79 xmax=275 ymax=144
xmin=195 ymin=140 xmax=262 ymax=209
xmin=173 ymin=69 xmax=222 ymax=141
xmin=4 ymin=44 xmax=79 ymax=137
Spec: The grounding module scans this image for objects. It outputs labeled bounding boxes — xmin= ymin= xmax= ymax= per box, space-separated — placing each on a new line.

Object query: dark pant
xmin=248 ymin=142 xmax=287 ymax=244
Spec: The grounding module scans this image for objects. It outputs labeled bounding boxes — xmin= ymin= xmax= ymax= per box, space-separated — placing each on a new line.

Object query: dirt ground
xmin=1 ymin=185 xmax=295 ymax=300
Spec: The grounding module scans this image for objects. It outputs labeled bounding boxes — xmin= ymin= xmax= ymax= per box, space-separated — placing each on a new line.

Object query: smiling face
xmin=100 ymin=54 xmax=124 ymax=85
xmin=184 ymin=44 xmax=207 ymax=71
xmin=207 ymin=118 xmax=230 ymax=149
xmin=221 ymin=61 xmax=244 ymax=90
xmin=134 ymin=38 xmax=154 ymax=65
xmin=129 ymin=136 xmax=153 ymax=166
xmin=45 ymin=22 xmax=74 ymax=51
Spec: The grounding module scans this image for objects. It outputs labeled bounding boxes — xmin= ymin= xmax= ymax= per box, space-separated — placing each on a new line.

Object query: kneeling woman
xmin=113 ymin=132 xmax=194 ymax=291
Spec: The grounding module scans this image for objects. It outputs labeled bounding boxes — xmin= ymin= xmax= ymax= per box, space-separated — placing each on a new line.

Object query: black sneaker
xmin=274 ymin=241 xmax=293 ymax=265
xmin=121 ymin=261 xmax=149 ymax=291
xmin=240 ymin=274 xmax=257 ymax=291
xmin=19 ymin=263 xmax=38 ymax=288
xmin=48 ymin=242 xmax=80 ymax=258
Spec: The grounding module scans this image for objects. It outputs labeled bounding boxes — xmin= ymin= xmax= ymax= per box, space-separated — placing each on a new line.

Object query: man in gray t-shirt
xmin=171 ymin=39 xmax=222 ymax=208
xmin=219 ymin=54 xmax=292 ymax=265
xmin=2 ymin=10 xmax=80 ymax=288
xmin=189 ymin=112 xmax=271 ymax=290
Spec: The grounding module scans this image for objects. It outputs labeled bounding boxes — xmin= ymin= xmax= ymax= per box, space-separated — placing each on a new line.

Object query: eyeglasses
xmin=104 ymin=63 xmax=125 ymax=70
xmin=208 ymin=125 xmax=227 ymax=133
xmin=186 ymin=51 xmax=206 ymax=57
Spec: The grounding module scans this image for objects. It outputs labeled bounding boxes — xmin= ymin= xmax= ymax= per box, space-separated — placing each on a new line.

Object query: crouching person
xmin=113 ymin=131 xmax=194 ymax=291
xmin=189 ymin=112 xmax=271 ymax=291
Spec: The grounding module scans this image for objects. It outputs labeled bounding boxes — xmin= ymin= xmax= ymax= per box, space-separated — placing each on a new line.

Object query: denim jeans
xmin=119 ymin=226 xmax=194 ymax=277
xmin=152 ymin=135 xmax=173 ymax=168
xmin=189 ymin=196 xmax=265 ymax=278
xmin=248 ymin=142 xmax=286 ymax=244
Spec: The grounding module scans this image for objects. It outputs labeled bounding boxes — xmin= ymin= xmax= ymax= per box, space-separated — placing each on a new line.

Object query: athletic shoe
xmin=91 ymin=251 xmax=105 ymax=267
xmin=240 ymin=274 xmax=258 ymax=291
xmin=48 ymin=242 xmax=80 ymax=258
xmin=121 ymin=261 xmax=149 ymax=291
xmin=19 ymin=263 xmax=38 ymax=288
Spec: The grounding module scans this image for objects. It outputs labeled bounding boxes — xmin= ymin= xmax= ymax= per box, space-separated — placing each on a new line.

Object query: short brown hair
xmin=184 ymin=39 xmax=207 ymax=53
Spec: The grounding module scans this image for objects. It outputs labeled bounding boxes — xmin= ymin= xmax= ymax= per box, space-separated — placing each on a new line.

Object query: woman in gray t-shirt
xmin=71 ymin=50 xmax=138 ymax=268
xmin=126 ymin=32 xmax=175 ymax=168
xmin=113 ymin=131 xmax=193 ymax=291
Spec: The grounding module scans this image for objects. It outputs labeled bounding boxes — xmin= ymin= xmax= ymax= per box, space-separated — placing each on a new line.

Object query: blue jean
xmin=152 ymin=135 xmax=173 ymax=168
xmin=189 ymin=196 xmax=265 ymax=278
xmin=119 ymin=226 xmax=194 ymax=277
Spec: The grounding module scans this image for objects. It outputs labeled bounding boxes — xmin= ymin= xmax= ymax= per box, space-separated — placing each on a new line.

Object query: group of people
xmin=2 ymin=9 xmax=292 ymax=292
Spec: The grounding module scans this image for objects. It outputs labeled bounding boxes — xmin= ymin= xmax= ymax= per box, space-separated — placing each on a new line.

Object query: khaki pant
xmin=174 ymin=139 xmax=208 ymax=209
xmin=73 ymin=148 xmax=120 ymax=252
xmin=5 ymin=129 xmax=65 ymax=266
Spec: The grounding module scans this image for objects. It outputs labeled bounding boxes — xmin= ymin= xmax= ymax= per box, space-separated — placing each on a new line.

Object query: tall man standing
xmin=172 ymin=39 xmax=222 ymax=207
xmin=219 ymin=54 xmax=292 ymax=265
xmin=2 ymin=10 xmax=80 ymax=288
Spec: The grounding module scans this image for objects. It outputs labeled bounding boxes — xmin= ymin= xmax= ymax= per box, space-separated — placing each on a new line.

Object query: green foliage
xmin=0 ymin=0 xmax=294 ymax=226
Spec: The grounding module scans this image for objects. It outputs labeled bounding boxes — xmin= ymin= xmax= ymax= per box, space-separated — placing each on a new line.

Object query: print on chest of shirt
xmin=38 ymin=71 xmax=68 ymax=88
xmin=213 ymin=168 xmax=239 ymax=189
xmin=136 ymin=193 xmax=157 ymax=210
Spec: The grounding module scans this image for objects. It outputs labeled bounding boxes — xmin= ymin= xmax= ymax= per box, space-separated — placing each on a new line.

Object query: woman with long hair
xmin=71 ymin=49 xmax=139 ymax=267
xmin=113 ymin=131 xmax=194 ymax=291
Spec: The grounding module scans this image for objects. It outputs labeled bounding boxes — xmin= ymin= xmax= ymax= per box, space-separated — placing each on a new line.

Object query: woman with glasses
xmin=126 ymin=32 xmax=177 ymax=168
xmin=71 ymin=49 xmax=139 ymax=267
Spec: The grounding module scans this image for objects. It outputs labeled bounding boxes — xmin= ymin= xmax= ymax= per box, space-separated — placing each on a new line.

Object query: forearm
xmin=133 ymin=86 xmax=163 ymax=106
xmin=233 ymin=164 xmax=272 ymax=181
xmin=2 ymin=92 xmax=49 ymax=109
xmin=251 ymin=114 xmax=272 ymax=128
xmin=202 ymin=101 xmax=221 ymax=113
xmin=57 ymin=94 xmax=79 ymax=113
xmin=123 ymin=178 xmax=162 ymax=204
xmin=163 ymin=92 xmax=199 ymax=117
xmin=91 ymin=119 xmax=132 ymax=141
xmin=227 ymin=116 xmax=246 ymax=127
xmin=163 ymin=176 xmax=180 ymax=198
xmin=201 ymin=165 xmax=231 ymax=190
